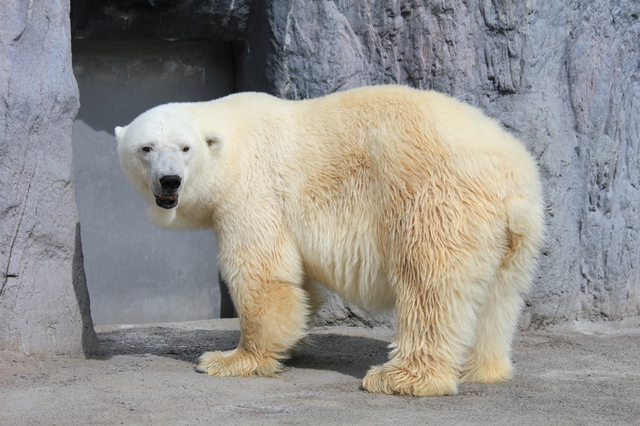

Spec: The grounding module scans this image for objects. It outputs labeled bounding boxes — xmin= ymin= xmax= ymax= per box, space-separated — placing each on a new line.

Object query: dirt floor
xmin=1 ymin=317 xmax=639 ymax=425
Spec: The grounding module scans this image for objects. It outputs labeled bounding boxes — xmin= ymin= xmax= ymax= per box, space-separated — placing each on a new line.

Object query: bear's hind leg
xmin=287 ymin=279 xmax=325 ymax=353
xmin=302 ymin=279 xmax=326 ymax=326
xmin=197 ymin=279 xmax=309 ymax=377
xmin=460 ymin=267 xmax=527 ymax=383
xmin=461 ymin=190 xmax=543 ymax=383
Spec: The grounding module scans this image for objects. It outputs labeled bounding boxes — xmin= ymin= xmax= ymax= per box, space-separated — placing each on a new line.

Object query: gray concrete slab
xmin=1 ymin=317 xmax=639 ymax=425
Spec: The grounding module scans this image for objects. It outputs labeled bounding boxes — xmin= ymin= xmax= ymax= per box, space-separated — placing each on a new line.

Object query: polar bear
xmin=115 ymin=85 xmax=544 ymax=396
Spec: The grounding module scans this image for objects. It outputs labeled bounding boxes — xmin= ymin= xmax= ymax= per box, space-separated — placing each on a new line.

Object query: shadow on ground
xmin=96 ymin=327 xmax=241 ymax=363
xmin=95 ymin=326 xmax=391 ymax=379
xmin=287 ymin=333 xmax=390 ymax=378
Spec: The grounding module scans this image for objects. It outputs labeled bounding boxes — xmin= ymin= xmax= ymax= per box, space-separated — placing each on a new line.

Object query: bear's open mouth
xmin=155 ymin=193 xmax=179 ymax=209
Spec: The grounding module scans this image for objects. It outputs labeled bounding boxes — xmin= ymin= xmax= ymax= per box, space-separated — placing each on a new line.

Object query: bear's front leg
xmin=196 ymin=278 xmax=308 ymax=377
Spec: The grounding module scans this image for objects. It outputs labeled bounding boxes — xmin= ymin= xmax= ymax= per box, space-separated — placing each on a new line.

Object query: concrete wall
xmin=72 ymin=40 xmax=234 ymax=324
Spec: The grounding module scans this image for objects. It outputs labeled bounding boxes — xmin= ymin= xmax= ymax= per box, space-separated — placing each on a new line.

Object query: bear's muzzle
xmin=155 ymin=175 xmax=181 ymax=209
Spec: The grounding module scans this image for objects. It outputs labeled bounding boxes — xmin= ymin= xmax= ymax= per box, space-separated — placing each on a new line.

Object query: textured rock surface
xmin=67 ymin=0 xmax=640 ymax=328
xmin=291 ymin=0 xmax=640 ymax=327
xmin=0 ymin=1 xmax=97 ymax=354
xmin=261 ymin=0 xmax=639 ymax=327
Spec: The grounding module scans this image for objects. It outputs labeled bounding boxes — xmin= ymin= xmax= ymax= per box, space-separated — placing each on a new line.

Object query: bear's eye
xmin=182 ymin=146 xmax=190 ymax=152
xmin=142 ymin=146 xmax=152 ymax=153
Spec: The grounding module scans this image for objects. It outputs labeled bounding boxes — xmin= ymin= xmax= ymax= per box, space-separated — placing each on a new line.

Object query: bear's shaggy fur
xmin=115 ymin=85 xmax=544 ymax=396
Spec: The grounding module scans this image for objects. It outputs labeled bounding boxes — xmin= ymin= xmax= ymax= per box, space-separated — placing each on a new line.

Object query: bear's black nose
xmin=160 ymin=175 xmax=181 ymax=190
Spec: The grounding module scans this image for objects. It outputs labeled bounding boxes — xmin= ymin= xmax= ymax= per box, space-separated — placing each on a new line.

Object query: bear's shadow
xmin=95 ymin=327 xmax=391 ymax=379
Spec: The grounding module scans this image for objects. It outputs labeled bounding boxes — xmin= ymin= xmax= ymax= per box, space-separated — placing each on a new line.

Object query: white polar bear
xmin=115 ymin=85 xmax=544 ymax=396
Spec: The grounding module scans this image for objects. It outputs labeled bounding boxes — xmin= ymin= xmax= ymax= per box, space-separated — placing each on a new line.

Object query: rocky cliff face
xmin=2 ymin=0 xmax=637 ymax=354
xmin=0 ymin=0 xmax=97 ymax=354
xmin=237 ymin=0 xmax=640 ymax=327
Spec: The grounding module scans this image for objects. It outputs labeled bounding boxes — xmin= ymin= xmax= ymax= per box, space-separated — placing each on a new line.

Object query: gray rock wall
xmin=238 ymin=0 xmax=640 ymax=326
xmin=0 ymin=0 xmax=97 ymax=354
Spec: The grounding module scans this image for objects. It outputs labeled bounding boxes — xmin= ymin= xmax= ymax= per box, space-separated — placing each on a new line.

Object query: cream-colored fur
xmin=115 ymin=85 xmax=544 ymax=396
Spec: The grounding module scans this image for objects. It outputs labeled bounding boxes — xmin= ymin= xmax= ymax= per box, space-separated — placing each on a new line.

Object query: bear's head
xmin=115 ymin=103 xmax=223 ymax=228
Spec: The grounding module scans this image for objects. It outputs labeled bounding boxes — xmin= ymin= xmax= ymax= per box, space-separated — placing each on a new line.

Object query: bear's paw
xmin=459 ymin=356 xmax=513 ymax=384
xmin=196 ymin=349 xmax=281 ymax=378
xmin=362 ymin=364 xmax=458 ymax=397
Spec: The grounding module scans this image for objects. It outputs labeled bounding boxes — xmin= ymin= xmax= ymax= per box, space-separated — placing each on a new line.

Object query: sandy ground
xmin=1 ymin=317 xmax=639 ymax=425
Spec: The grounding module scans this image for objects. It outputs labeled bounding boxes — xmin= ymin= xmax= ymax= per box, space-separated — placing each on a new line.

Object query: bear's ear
xmin=204 ymin=130 xmax=223 ymax=148
xmin=114 ymin=126 xmax=127 ymax=143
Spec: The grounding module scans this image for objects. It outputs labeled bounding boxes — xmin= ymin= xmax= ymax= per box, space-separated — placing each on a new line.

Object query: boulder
xmin=0 ymin=0 xmax=97 ymax=354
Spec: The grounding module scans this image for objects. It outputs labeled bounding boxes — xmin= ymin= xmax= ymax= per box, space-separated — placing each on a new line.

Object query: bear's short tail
xmin=501 ymin=193 xmax=545 ymax=280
